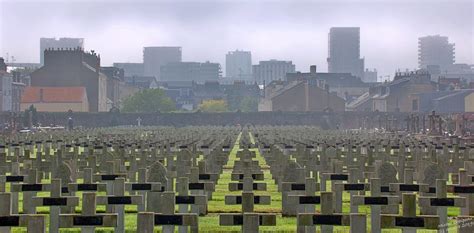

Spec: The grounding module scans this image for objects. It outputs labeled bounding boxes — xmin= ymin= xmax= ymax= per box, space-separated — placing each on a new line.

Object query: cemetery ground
xmin=2 ymin=128 xmax=471 ymax=233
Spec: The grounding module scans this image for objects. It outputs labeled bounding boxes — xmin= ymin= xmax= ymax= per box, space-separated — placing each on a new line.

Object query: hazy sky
xmin=0 ymin=0 xmax=473 ymax=78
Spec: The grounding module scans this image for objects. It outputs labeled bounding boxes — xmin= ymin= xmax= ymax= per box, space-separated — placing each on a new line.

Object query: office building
xmin=252 ymin=60 xmax=295 ymax=85
xmin=226 ymin=50 xmax=252 ymax=81
xmin=113 ymin=63 xmax=144 ymax=77
xmin=327 ymin=27 xmax=364 ymax=78
xmin=418 ymin=35 xmax=455 ymax=72
xmin=160 ymin=61 xmax=221 ymax=83
xmin=143 ymin=47 xmax=182 ymax=80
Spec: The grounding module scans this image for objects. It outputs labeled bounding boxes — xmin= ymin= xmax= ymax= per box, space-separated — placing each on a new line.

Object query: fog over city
xmin=1 ymin=0 xmax=472 ymax=77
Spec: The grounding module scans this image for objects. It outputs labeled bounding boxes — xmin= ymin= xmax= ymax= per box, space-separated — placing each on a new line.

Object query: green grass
xmin=8 ymin=132 xmax=464 ymax=232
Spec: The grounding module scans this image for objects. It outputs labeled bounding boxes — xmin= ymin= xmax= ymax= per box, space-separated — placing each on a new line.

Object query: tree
xmin=121 ymin=89 xmax=176 ymax=113
xmin=198 ymin=99 xmax=228 ymax=112
xmin=238 ymin=96 xmax=258 ymax=112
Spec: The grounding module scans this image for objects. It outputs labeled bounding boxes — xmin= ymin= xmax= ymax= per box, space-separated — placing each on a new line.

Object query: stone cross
xmin=59 ymin=192 xmax=118 ymax=233
xmin=32 ymin=179 xmax=80 ymax=233
xmin=228 ymin=176 xmax=266 ymax=192
xmin=448 ymin=169 xmax=474 ymax=216
xmin=125 ymin=168 xmax=162 ymax=212
xmin=381 ymin=193 xmax=439 ymax=233
xmin=334 ymin=178 xmax=370 ymax=213
xmin=0 ymin=193 xmax=46 ymax=233
xmin=140 ymin=191 xmax=198 ymax=233
xmin=68 ymin=168 xmax=107 ymax=193
xmin=219 ymin=213 xmax=276 ymax=233
xmin=225 ymin=192 xmax=271 ymax=213
xmin=297 ymin=192 xmax=367 ymax=233
xmin=287 ymin=177 xmax=320 ymax=232
xmin=282 ymin=177 xmax=319 ymax=216
xmin=137 ymin=212 xmax=199 ymax=233
xmin=0 ymin=162 xmax=23 ymax=214
xmin=10 ymin=169 xmax=46 ymax=214
xmin=96 ymin=178 xmax=143 ymax=233
xmin=176 ymin=176 xmax=207 ymax=233
xmin=419 ymin=179 xmax=465 ymax=233
xmin=352 ymin=178 xmax=399 ymax=233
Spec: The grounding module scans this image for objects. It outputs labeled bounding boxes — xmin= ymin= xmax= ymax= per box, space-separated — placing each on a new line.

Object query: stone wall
xmin=0 ymin=111 xmax=412 ymax=129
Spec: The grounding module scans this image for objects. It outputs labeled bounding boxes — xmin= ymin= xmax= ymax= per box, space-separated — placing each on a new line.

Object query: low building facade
xmin=21 ymin=86 xmax=89 ymax=112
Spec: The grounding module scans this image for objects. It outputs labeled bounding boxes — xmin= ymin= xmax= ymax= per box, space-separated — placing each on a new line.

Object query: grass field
xmin=9 ymin=132 xmax=463 ymax=232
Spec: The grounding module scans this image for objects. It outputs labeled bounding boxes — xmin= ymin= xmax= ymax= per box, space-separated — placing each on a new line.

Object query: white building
xmin=226 ymin=50 xmax=252 ymax=81
xmin=252 ymin=60 xmax=295 ymax=85
xmin=363 ymin=68 xmax=378 ymax=83
xmin=40 ymin=37 xmax=84 ymax=65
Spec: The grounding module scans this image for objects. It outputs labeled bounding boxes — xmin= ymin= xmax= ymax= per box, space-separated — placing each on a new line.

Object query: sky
xmin=0 ymin=0 xmax=473 ymax=78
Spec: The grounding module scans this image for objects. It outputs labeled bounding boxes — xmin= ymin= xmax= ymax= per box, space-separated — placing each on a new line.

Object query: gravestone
xmin=148 ymin=161 xmax=170 ymax=191
xmin=377 ymin=162 xmax=398 ymax=186
xmin=422 ymin=164 xmax=445 ymax=187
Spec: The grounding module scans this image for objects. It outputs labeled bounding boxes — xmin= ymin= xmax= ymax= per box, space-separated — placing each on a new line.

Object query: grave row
xmin=1 ymin=126 xmax=474 ymax=232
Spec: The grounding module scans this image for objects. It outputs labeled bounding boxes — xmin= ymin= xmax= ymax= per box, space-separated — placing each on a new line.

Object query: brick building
xmin=348 ymin=70 xmax=437 ymax=112
xmin=259 ymin=79 xmax=345 ymax=112
xmin=21 ymin=86 xmax=88 ymax=112
xmin=286 ymin=65 xmax=373 ymax=102
xmin=29 ymin=48 xmax=107 ymax=112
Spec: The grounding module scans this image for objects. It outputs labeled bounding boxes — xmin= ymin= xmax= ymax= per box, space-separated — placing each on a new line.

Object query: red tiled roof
xmin=21 ymin=86 xmax=87 ymax=103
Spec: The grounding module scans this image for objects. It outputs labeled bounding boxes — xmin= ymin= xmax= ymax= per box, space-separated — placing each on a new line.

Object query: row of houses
xmin=2 ymin=49 xmax=473 ymax=114
xmin=1 ymin=48 xmax=261 ymax=113
xmin=258 ymin=65 xmax=375 ymax=112
xmin=347 ymin=70 xmax=474 ymax=113
xmin=258 ymin=65 xmax=474 ymax=113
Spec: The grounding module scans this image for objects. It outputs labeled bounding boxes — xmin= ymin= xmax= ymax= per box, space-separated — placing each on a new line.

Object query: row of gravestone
xmin=0 ymin=127 xmax=239 ymax=232
xmin=250 ymin=126 xmax=474 ymax=233
xmin=3 ymin=126 xmax=474 ymax=232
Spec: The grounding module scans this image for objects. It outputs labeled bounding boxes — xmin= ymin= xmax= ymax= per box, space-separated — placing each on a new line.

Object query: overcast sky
xmin=0 ymin=0 xmax=472 ymax=78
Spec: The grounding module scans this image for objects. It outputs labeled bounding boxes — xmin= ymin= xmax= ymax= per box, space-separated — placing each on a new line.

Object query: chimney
xmin=310 ymin=65 xmax=317 ymax=74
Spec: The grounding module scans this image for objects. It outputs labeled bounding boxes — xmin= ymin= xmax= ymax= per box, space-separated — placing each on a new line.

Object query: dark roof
xmin=157 ymin=81 xmax=194 ymax=88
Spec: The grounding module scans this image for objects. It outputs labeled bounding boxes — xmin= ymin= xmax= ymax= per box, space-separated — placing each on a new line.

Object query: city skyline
xmin=0 ymin=0 xmax=472 ymax=78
